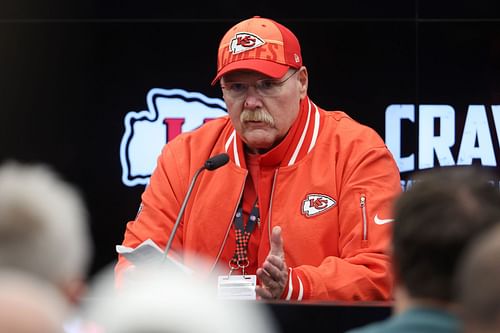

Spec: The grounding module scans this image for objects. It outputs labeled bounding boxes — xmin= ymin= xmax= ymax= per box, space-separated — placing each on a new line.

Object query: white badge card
xmin=217 ymin=275 xmax=257 ymax=300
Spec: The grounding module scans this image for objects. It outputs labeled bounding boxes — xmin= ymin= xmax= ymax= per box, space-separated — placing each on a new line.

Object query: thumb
xmin=270 ymin=226 xmax=284 ymax=257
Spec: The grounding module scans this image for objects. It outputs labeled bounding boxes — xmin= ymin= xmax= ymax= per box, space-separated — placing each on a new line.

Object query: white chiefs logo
xmin=302 ymin=194 xmax=336 ymax=217
xmin=120 ymin=88 xmax=227 ymax=187
xmin=229 ymin=32 xmax=265 ymax=54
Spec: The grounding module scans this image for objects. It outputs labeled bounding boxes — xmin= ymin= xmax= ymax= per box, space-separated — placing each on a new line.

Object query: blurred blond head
xmin=0 ymin=269 xmax=67 ymax=333
xmin=0 ymin=161 xmax=92 ymax=302
xmin=83 ymin=262 xmax=278 ymax=333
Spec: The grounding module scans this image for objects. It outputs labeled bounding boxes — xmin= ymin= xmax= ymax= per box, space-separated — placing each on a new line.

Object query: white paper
xmin=116 ymin=239 xmax=192 ymax=274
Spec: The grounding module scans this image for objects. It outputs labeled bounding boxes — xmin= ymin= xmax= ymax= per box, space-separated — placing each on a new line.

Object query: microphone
xmin=163 ymin=153 xmax=229 ymax=261
xmin=204 ymin=153 xmax=229 ymax=171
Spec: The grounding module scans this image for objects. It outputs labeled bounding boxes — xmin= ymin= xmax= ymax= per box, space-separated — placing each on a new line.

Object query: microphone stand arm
xmin=163 ymin=165 xmax=205 ymax=261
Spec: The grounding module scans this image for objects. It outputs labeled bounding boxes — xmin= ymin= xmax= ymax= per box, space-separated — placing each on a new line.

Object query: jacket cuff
xmin=280 ymin=267 xmax=308 ymax=301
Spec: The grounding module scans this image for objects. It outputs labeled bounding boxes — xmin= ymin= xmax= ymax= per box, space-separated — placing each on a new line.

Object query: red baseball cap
xmin=211 ymin=16 xmax=303 ymax=86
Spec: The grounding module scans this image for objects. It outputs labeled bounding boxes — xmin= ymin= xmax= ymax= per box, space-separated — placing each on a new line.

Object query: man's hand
xmin=256 ymin=226 xmax=288 ymax=300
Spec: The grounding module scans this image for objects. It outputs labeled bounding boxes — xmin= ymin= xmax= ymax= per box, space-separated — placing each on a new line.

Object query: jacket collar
xmin=224 ymin=96 xmax=321 ymax=168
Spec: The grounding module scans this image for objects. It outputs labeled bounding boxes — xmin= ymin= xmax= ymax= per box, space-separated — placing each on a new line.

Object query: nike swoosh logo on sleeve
xmin=374 ymin=214 xmax=394 ymax=225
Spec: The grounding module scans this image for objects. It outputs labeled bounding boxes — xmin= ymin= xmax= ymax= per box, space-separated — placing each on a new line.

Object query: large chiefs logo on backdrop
xmin=120 ymin=88 xmax=227 ymax=186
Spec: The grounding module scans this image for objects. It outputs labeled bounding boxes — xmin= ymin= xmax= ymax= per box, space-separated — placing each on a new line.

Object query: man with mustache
xmin=116 ymin=16 xmax=401 ymax=301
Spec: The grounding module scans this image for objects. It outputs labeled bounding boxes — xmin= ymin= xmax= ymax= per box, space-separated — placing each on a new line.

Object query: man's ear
xmin=298 ymin=66 xmax=308 ymax=99
xmin=388 ymin=244 xmax=402 ymax=286
xmin=62 ymin=278 xmax=87 ymax=306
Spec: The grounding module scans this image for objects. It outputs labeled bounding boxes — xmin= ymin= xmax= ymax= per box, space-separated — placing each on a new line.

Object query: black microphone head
xmin=204 ymin=153 xmax=230 ymax=171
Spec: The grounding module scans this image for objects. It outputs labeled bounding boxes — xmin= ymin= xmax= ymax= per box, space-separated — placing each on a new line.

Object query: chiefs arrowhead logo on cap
xmin=229 ymin=32 xmax=265 ymax=54
xmin=302 ymin=194 xmax=337 ymax=217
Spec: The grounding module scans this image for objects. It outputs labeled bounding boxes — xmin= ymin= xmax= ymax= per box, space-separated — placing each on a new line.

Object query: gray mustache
xmin=240 ymin=110 xmax=275 ymax=126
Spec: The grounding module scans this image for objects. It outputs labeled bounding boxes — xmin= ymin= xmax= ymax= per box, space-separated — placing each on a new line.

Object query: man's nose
xmin=243 ymin=87 xmax=262 ymax=109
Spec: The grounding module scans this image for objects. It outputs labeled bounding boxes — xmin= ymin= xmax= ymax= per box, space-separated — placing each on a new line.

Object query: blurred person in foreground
xmin=0 ymin=161 xmax=93 ymax=330
xmin=347 ymin=167 xmax=500 ymax=333
xmin=82 ymin=262 xmax=278 ymax=333
xmin=116 ymin=16 xmax=401 ymax=301
xmin=456 ymin=223 xmax=500 ymax=333
xmin=0 ymin=269 xmax=67 ymax=333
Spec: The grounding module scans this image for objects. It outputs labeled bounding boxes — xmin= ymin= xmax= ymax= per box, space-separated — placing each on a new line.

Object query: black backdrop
xmin=1 ymin=0 xmax=500 ymax=277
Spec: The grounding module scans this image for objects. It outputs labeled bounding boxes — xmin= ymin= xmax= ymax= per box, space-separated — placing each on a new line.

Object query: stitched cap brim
xmin=211 ymin=59 xmax=289 ymax=86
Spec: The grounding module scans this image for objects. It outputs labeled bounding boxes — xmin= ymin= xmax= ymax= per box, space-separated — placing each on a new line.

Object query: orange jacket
xmin=116 ymin=97 xmax=401 ymax=300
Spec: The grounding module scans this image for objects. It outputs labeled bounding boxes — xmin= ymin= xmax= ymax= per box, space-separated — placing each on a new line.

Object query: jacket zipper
xmin=360 ymin=194 xmax=367 ymax=241
xmin=267 ymin=170 xmax=279 ymax=240
xmin=209 ymin=173 xmax=247 ymax=273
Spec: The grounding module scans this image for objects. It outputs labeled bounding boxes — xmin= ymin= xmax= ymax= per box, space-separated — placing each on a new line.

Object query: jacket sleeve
xmin=283 ymin=140 xmax=401 ymax=301
xmin=114 ymin=144 xmax=188 ymax=285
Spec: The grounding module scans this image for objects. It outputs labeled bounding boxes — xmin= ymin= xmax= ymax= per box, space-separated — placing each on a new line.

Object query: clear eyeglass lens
xmin=222 ymin=70 xmax=298 ymax=99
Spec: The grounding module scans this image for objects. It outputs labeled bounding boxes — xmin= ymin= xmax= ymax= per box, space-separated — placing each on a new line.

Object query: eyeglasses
xmin=221 ymin=70 xmax=298 ymax=99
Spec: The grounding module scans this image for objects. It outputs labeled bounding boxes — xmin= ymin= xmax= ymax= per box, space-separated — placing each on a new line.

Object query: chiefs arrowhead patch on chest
xmin=301 ymin=194 xmax=337 ymax=217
